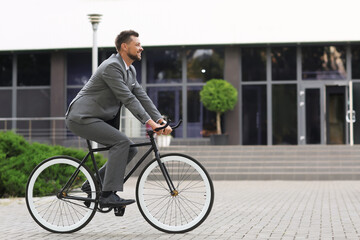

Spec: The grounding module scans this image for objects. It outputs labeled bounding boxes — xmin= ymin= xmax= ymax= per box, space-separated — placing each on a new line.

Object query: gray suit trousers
xmin=65 ymin=119 xmax=138 ymax=191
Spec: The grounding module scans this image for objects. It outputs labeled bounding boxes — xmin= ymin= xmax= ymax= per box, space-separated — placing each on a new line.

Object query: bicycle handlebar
xmin=154 ymin=119 xmax=182 ymax=132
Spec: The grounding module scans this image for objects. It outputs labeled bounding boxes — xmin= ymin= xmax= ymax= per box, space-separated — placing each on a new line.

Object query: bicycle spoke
xmin=175 ymin=196 xmax=193 ymax=223
xmin=146 ymin=194 xmax=170 ymax=211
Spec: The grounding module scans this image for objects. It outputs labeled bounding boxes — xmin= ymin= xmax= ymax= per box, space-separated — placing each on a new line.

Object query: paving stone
xmin=2 ymin=179 xmax=360 ymax=239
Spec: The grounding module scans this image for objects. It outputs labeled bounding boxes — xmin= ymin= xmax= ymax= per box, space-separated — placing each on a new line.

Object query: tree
xmin=200 ymin=79 xmax=238 ymax=135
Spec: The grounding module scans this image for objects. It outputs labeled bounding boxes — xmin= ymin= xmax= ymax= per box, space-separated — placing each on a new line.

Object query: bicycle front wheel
xmin=26 ymin=156 xmax=98 ymax=233
xmin=136 ymin=153 xmax=214 ymax=233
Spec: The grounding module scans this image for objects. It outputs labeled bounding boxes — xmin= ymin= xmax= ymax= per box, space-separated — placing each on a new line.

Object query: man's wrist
xmin=147 ymin=119 xmax=157 ymax=128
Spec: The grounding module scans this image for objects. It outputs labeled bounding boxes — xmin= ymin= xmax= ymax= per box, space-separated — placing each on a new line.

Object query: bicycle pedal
xmin=114 ymin=206 xmax=126 ymax=216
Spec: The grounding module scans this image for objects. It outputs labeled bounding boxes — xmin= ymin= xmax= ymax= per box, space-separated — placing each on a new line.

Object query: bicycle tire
xmin=26 ymin=156 xmax=99 ymax=233
xmin=136 ymin=153 xmax=214 ymax=233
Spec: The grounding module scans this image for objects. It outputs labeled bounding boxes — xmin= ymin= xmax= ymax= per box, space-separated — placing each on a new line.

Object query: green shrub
xmin=200 ymin=79 xmax=238 ymax=134
xmin=0 ymin=131 xmax=107 ymax=197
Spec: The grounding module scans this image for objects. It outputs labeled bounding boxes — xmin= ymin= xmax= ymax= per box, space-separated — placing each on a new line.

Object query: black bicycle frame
xmin=60 ymin=129 xmax=177 ymax=202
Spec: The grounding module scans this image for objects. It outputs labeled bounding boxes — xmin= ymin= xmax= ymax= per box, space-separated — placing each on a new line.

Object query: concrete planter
xmin=210 ymin=134 xmax=228 ymax=145
xmin=157 ymin=135 xmax=172 ymax=147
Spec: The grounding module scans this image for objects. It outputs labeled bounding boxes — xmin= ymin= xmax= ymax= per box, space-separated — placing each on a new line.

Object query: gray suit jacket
xmin=66 ymin=53 xmax=162 ymax=126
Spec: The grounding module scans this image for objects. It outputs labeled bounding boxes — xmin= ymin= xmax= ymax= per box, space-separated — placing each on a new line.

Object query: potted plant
xmin=200 ymin=79 xmax=238 ymax=145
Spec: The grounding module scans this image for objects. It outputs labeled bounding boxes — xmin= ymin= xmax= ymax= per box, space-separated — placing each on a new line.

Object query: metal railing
xmin=0 ymin=116 xmax=147 ymax=147
xmin=0 ymin=117 xmax=67 ymax=145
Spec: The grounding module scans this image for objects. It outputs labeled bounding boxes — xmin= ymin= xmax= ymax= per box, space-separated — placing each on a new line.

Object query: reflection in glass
xmin=186 ymin=49 xmax=224 ymax=82
xmin=146 ymin=49 xmax=181 ymax=84
xmin=305 ymin=89 xmax=320 ymax=144
xmin=351 ymin=45 xmax=360 ymax=79
xmin=272 ymin=85 xmax=297 ymax=145
xmin=326 ymin=86 xmax=345 ymax=144
xmin=67 ymin=52 xmax=92 ymax=86
xmin=147 ymin=87 xmax=182 ymax=137
xmin=242 ymin=48 xmax=266 ymax=81
xmin=271 ymin=47 xmax=296 ymax=81
xmin=0 ymin=54 xmax=12 ymax=86
xmin=18 ymin=53 xmax=50 ymax=86
xmin=302 ymin=46 xmax=346 ymax=80
xmin=242 ymin=85 xmax=267 ymax=145
xmin=187 ymin=87 xmax=216 ymax=138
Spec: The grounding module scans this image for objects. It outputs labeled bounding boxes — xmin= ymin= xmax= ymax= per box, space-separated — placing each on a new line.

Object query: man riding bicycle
xmin=65 ymin=30 xmax=172 ymax=208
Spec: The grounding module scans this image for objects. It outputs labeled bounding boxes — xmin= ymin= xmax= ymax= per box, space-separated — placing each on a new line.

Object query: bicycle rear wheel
xmin=136 ymin=153 xmax=214 ymax=233
xmin=26 ymin=156 xmax=98 ymax=233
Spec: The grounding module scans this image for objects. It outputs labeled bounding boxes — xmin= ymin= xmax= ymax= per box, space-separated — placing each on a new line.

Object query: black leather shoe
xmin=99 ymin=192 xmax=135 ymax=208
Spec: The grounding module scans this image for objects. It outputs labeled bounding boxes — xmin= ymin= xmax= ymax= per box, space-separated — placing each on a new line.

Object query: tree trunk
xmin=216 ymin=112 xmax=222 ymax=135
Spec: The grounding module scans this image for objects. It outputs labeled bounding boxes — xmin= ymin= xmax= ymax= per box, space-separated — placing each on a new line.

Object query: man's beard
xmin=128 ymin=52 xmax=141 ymax=61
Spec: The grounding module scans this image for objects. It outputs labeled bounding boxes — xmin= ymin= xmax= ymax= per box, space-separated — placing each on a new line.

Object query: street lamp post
xmin=88 ymin=14 xmax=102 ymax=149
xmin=88 ymin=14 xmax=102 ymax=75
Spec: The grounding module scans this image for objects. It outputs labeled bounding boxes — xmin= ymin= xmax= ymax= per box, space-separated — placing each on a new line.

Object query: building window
xmin=147 ymin=86 xmax=182 ymax=137
xmin=67 ymin=88 xmax=82 ymax=107
xmin=305 ymin=88 xmax=321 ymax=144
xmin=302 ymin=45 xmax=346 ymax=80
xmin=67 ymin=52 xmax=92 ymax=86
xmin=187 ymin=86 xmax=216 ymax=138
xmin=351 ymin=45 xmax=360 ymax=79
xmin=242 ymin=48 xmax=266 ymax=81
xmin=186 ymin=48 xmax=224 ymax=83
xmin=0 ymin=90 xmax=12 ymax=129
xmin=271 ymin=47 xmax=296 ymax=81
xmin=17 ymin=89 xmax=50 ymax=135
xmin=0 ymin=54 xmax=12 ymax=86
xmin=272 ymin=84 xmax=297 ymax=145
xmin=146 ymin=49 xmax=182 ymax=84
xmin=242 ymin=85 xmax=267 ymax=145
xmin=18 ymin=53 xmax=50 ymax=86
xmin=17 ymin=89 xmax=50 ymax=117
xmin=352 ymin=83 xmax=360 ymax=144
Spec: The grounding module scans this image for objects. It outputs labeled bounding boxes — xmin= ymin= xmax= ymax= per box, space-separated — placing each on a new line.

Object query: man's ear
xmin=121 ymin=42 xmax=128 ymax=51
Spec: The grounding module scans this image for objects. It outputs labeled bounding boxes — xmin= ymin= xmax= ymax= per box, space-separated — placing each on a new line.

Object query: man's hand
xmin=147 ymin=119 xmax=173 ymax=135
xmin=162 ymin=125 xmax=172 ymax=135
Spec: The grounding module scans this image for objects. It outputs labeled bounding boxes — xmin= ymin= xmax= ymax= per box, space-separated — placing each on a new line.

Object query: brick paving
xmin=1 ymin=179 xmax=360 ymax=239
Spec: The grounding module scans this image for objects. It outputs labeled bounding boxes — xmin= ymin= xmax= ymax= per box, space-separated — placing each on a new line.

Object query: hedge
xmin=0 ymin=131 xmax=107 ymax=197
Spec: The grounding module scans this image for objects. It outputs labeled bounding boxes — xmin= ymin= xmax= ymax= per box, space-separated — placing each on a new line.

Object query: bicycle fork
xmin=151 ymin=137 xmax=178 ymax=196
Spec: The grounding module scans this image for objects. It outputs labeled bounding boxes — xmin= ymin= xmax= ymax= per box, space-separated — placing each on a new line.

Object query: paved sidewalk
xmin=1 ymin=179 xmax=360 ymax=239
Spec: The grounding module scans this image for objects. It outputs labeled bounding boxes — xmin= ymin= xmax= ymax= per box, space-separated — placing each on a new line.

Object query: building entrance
xmin=300 ymin=84 xmax=347 ymax=145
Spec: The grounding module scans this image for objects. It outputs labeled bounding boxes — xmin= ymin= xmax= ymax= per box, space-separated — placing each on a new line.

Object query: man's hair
xmin=115 ymin=30 xmax=139 ymax=51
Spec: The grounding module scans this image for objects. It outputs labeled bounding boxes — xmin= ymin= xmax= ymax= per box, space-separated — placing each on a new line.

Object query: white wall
xmin=1 ymin=0 xmax=360 ymax=51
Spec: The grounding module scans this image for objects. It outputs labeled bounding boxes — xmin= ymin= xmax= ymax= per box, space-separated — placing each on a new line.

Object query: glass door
xmin=299 ymin=84 xmax=324 ymax=144
xmin=242 ymin=85 xmax=267 ymax=145
xmin=299 ymin=84 xmax=347 ymax=145
xmin=326 ymin=86 xmax=346 ymax=144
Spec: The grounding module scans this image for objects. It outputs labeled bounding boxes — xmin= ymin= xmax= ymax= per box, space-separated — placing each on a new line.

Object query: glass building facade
xmin=1 ymin=43 xmax=360 ymax=145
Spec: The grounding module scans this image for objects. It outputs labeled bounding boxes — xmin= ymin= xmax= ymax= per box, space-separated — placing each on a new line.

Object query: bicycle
xmin=26 ymin=120 xmax=214 ymax=234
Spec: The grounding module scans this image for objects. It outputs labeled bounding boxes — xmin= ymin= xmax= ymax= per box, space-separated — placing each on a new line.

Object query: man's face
xmin=125 ymin=36 xmax=143 ymax=61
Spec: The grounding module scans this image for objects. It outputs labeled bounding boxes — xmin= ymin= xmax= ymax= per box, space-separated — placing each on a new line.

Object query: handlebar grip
xmin=154 ymin=121 xmax=170 ymax=132
xmin=153 ymin=119 xmax=182 ymax=132
xmin=171 ymin=119 xmax=182 ymax=129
